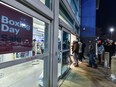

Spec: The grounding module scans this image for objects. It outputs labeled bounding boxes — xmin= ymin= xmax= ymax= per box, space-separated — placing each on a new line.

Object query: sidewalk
xmin=60 ymin=60 xmax=116 ymax=87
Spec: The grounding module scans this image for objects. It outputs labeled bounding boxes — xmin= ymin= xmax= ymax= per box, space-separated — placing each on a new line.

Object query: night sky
xmin=97 ymin=0 xmax=116 ymax=35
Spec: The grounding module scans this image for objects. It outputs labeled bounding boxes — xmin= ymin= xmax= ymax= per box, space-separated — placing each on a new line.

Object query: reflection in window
xmin=15 ymin=18 xmax=47 ymax=59
xmin=40 ymin=0 xmax=51 ymax=9
xmin=62 ymin=51 xmax=70 ymax=74
xmin=59 ymin=3 xmax=74 ymax=28
xmin=32 ymin=18 xmax=47 ymax=55
xmin=63 ymin=31 xmax=70 ymax=50
xmin=67 ymin=0 xmax=78 ymax=14
xmin=59 ymin=15 xmax=72 ymax=28
xmin=0 ymin=18 xmax=49 ymax=87
xmin=58 ymin=30 xmax=62 ymax=51
xmin=62 ymin=31 xmax=70 ymax=75
xmin=16 ymin=51 xmax=31 ymax=59
xmin=0 ymin=17 xmax=49 ymax=62
xmin=67 ymin=0 xmax=80 ymax=22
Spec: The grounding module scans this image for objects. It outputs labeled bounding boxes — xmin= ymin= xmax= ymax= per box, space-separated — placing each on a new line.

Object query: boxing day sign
xmin=0 ymin=3 xmax=33 ymax=54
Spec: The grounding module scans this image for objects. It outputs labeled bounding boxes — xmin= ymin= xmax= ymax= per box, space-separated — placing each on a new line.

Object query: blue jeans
xmin=89 ymin=52 xmax=97 ymax=67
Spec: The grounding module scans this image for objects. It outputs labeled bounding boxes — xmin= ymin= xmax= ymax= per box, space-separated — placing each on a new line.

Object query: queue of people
xmin=103 ymin=40 xmax=116 ymax=67
xmin=71 ymin=39 xmax=116 ymax=69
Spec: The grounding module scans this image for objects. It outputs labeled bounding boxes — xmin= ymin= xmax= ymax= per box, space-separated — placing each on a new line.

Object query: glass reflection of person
xmin=32 ymin=39 xmax=37 ymax=55
xmin=40 ymin=40 xmax=44 ymax=54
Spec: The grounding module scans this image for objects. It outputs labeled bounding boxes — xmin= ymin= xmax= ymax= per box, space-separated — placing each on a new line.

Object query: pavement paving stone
xmin=60 ymin=61 xmax=116 ymax=87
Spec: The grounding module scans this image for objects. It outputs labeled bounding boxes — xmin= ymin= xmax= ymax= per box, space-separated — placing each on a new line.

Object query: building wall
xmin=80 ymin=0 xmax=96 ymax=55
xmin=81 ymin=0 xmax=96 ymax=38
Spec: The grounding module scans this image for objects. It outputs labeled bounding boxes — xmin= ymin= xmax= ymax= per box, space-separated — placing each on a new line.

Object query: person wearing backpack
xmin=72 ymin=40 xmax=79 ymax=67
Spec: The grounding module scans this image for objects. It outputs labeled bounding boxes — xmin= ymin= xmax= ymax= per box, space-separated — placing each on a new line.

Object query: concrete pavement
xmin=60 ymin=61 xmax=116 ymax=87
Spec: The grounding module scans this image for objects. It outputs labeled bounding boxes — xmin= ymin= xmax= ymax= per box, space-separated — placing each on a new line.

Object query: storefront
xmin=0 ymin=1 xmax=52 ymax=87
xmin=58 ymin=27 xmax=71 ymax=78
xmin=58 ymin=22 xmax=77 ymax=81
xmin=57 ymin=0 xmax=80 ymax=80
xmin=0 ymin=0 xmax=81 ymax=87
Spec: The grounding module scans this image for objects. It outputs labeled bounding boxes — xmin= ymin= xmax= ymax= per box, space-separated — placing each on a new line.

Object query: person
xmin=72 ymin=40 xmax=79 ymax=67
xmin=81 ymin=40 xmax=86 ymax=60
xmin=108 ymin=40 xmax=116 ymax=67
xmin=40 ymin=40 xmax=44 ymax=54
xmin=87 ymin=41 xmax=97 ymax=68
xmin=32 ymin=39 xmax=37 ymax=55
xmin=78 ymin=41 xmax=83 ymax=62
xmin=97 ymin=41 xmax=104 ymax=64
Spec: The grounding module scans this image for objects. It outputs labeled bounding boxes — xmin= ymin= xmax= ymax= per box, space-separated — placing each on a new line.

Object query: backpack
xmin=72 ymin=42 xmax=79 ymax=54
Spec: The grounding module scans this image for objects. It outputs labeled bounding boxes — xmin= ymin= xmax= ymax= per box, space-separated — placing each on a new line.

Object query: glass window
xmin=67 ymin=0 xmax=78 ymax=14
xmin=62 ymin=51 xmax=70 ymax=74
xmin=0 ymin=17 xmax=50 ymax=87
xmin=33 ymin=18 xmax=47 ymax=55
xmin=67 ymin=0 xmax=81 ymax=22
xmin=62 ymin=31 xmax=70 ymax=74
xmin=71 ymin=0 xmax=77 ymax=14
xmin=62 ymin=31 xmax=70 ymax=50
xmin=0 ymin=17 xmax=49 ymax=63
xmin=59 ymin=3 xmax=74 ymax=27
xmin=40 ymin=0 xmax=52 ymax=9
xmin=59 ymin=15 xmax=72 ymax=28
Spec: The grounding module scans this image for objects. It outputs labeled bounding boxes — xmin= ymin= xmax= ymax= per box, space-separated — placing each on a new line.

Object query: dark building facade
xmin=80 ymin=0 xmax=96 ymax=54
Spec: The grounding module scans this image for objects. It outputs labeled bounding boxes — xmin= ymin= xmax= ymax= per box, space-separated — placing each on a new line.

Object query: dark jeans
xmin=82 ymin=52 xmax=85 ymax=59
xmin=98 ymin=54 xmax=101 ymax=64
xmin=89 ymin=52 xmax=97 ymax=67
xmin=79 ymin=53 xmax=83 ymax=62
xmin=109 ymin=53 xmax=114 ymax=67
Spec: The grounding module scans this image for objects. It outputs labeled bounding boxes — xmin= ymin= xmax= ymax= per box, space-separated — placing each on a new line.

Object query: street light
xmin=110 ymin=28 xmax=114 ymax=39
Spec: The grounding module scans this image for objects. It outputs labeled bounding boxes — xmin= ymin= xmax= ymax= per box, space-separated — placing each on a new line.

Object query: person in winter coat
xmin=72 ymin=40 xmax=79 ymax=67
xmin=87 ymin=41 xmax=97 ymax=68
xmin=97 ymin=42 xmax=104 ymax=64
